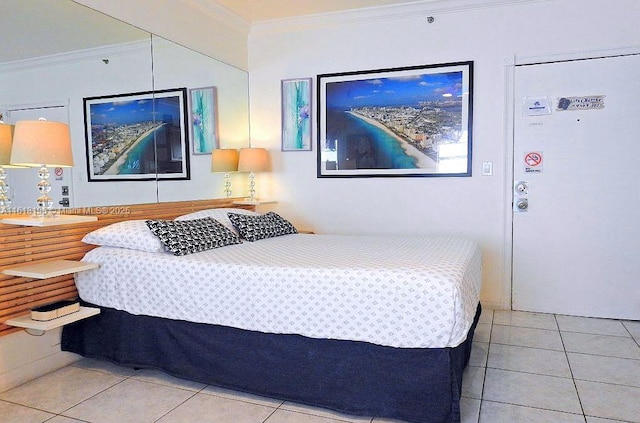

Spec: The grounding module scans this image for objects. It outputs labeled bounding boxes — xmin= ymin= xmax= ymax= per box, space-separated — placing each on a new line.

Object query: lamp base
xmin=247 ymin=171 xmax=257 ymax=202
xmin=223 ymin=172 xmax=233 ymax=198
xmin=35 ymin=166 xmax=53 ymax=218
xmin=0 ymin=167 xmax=11 ymax=213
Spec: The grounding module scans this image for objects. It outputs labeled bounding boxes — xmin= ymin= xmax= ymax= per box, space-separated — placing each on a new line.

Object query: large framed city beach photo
xmin=317 ymin=61 xmax=473 ymax=177
xmin=84 ymin=88 xmax=190 ymax=181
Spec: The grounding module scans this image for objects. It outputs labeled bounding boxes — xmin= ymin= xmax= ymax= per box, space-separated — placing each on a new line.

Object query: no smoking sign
xmin=54 ymin=167 xmax=64 ymax=180
xmin=524 ymin=151 xmax=543 ymax=173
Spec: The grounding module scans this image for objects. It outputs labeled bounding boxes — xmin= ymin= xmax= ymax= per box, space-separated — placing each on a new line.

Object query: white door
xmin=512 ymin=54 xmax=640 ymax=320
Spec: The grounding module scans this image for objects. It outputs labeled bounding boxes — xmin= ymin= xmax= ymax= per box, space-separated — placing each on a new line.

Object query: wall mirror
xmin=0 ymin=0 xmax=249 ymax=209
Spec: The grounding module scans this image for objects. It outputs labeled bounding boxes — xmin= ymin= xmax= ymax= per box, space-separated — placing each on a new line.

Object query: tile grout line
xmin=66 ymin=368 xmax=235 ymax=423
xmin=555 ymin=313 xmax=588 ymax=423
xmin=149 ymin=376 xmax=214 ymax=423
xmin=56 ymin=376 xmax=130 ymax=420
xmin=0 ymin=398 xmax=61 ymax=420
xmin=478 ymin=398 xmax=588 ymax=419
xmin=152 ymin=389 xmax=200 ymax=423
xmin=476 ymin=309 xmax=493 ymax=423
xmin=621 ymin=321 xmax=640 ymax=348
xmin=261 ymin=406 xmax=280 ymax=423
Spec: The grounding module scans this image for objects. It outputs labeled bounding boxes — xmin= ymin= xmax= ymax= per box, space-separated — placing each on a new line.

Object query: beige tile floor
xmin=1 ymin=309 xmax=639 ymax=423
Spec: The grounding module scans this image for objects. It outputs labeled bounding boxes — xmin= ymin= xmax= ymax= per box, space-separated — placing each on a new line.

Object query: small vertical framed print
xmin=189 ymin=86 xmax=218 ymax=154
xmin=281 ymin=77 xmax=312 ymax=151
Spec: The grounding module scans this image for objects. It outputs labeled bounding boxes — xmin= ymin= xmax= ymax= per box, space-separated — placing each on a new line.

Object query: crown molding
xmin=0 ymin=40 xmax=150 ymax=73
xmin=250 ymin=0 xmax=553 ymax=35
xmin=175 ymin=0 xmax=251 ymax=36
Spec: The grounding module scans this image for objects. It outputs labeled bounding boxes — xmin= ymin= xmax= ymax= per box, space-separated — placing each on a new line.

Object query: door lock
xmin=514 ymin=180 xmax=529 ymax=195
xmin=514 ymin=181 xmax=529 ymax=213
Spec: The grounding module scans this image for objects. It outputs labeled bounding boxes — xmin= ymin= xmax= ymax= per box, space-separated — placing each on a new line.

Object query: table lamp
xmin=211 ymin=148 xmax=239 ymax=198
xmin=10 ymin=119 xmax=74 ymax=217
xmin=237 ymin=147 xmax=269 ymax=202
xmin=0 ymin=122 xmax=17 ymax=213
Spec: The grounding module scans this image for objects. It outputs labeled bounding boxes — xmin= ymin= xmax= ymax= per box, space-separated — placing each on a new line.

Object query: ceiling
xmin=1 ymin=0 xmax=147 ymax=64
xmin=0 ymin=0 xmax=426 ymax=64
xmin=212 ymin=0 xmax=429 ymax=22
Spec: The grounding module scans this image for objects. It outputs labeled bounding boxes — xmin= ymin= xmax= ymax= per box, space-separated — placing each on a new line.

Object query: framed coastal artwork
xmin=189 ymin=86 xmax=218 ymax=154
xmin=281 ymin=77 xmax=312 ymax=151
xmin=83 ymin=88 xmax=190 ymax=181
xmin=316 ymin=61 xmax=473 ymax=178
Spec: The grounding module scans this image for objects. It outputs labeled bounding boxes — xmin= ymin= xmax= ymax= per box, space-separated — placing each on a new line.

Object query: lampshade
xmin=10 ymin=120 xmax=74 ymax=167
xmin=238 ymin=147 xmax=269 ymax=173
xmin=211 ymin=148 xmax=239 ymax=172
xmin=0 ymin=123 xmax=15 ymax=165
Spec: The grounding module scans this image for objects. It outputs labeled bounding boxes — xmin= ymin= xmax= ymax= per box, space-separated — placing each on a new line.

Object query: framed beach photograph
xmin=189 ymin=86 xmax=218 ymax=154
xmin=281 ymin=77 xmax=312 ymax=151
xmin=317 ymin=61 xmax=473 ymax=178
xmin=84 ymin=88 xmax=190 ymax=181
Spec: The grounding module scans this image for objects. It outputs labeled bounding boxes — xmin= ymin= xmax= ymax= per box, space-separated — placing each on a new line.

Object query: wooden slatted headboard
xmin=0 ymin=198 xmax=254 ymax=337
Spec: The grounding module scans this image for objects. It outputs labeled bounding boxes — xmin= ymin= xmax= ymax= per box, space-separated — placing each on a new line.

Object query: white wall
xmin=247 ymin=0 xmax=640 ymax=309
xmin=0 ymin=329 xmax=78 ymax=393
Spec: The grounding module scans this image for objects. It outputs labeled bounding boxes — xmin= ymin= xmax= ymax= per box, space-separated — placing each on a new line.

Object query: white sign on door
xmin=522 ymin=96 xmax=552 ymax=116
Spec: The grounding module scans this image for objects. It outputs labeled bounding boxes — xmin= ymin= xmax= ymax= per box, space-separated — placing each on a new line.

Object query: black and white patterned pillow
xmin=145 ymin=217 xmax=242 ymax=256
xmin=227 ymin=211 xmax=298 ymax=242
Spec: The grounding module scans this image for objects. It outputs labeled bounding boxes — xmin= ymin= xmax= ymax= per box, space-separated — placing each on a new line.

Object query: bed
xmin=61 ymin=208 xmax=482 ymax=423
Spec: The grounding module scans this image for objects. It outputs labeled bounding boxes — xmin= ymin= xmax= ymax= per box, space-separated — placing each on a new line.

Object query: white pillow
xmin=82 ymin=220 xmax=165 ymax=253
xmin=175 ymin=207 xmax=259 ymax=233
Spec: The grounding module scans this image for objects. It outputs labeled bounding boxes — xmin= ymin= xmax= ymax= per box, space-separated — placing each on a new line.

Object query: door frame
xmin=502 ymin=45 xmax=640 ymax=311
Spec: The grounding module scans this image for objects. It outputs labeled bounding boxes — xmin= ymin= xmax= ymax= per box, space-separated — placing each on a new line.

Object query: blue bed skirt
xmin=62 ymin=302 xmax=481 ymax=423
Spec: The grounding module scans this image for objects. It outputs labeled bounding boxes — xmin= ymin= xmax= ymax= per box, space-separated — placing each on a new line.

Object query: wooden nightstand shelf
xmin=4 ymin=307 xmax=100 ymax=333
xmin=2 ymin=259 xmax=99 ymax=279
xmin=2 ymin=259 xmax=100 ymax=334
xmin=1 ymin=214 xmax=97 ymax=227
xmin=232 ymin=200 xmax=277 ymax=206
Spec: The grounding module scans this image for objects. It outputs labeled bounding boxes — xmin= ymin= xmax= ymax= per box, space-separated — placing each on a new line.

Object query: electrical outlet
xmin=482 ymin=161 xmax=493 ymax=176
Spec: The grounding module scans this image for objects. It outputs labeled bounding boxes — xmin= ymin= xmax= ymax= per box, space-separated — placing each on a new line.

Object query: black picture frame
xmin=317 ymin=61 xmax=473 ymax=178
xmin=84 ymin=88 xmax=190 ymax=181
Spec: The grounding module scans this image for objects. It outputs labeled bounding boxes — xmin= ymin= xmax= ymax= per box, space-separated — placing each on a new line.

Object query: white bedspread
xmin=75 ymin=234 xmax=482 ymax=348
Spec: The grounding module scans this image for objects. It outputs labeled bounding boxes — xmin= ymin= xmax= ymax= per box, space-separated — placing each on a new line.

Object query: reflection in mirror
xmin=0 ymin=0 xmax=154 ymax=208
xmin=0 ymin=0 xmax=250 ymax=208
xmin=150 ymin=36 xmax=249 ymax=203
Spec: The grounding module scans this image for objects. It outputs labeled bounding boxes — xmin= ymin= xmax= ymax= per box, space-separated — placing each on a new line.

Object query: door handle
xmin=515 ymin=198 xmax=528 ymax=211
